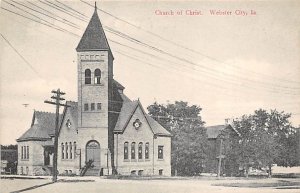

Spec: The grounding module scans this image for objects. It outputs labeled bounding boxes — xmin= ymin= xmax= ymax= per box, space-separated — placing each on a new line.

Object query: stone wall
xmin=114 ymin=106 xmax=171 ymax=176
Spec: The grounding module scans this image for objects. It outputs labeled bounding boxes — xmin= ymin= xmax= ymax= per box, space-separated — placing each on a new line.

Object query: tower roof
xmin=76 ymin=5 xmax=110 ymax=52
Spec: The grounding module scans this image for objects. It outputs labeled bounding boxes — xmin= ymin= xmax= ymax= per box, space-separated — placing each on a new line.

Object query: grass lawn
xmin=213 ymin=179 xmax=300 ymax=188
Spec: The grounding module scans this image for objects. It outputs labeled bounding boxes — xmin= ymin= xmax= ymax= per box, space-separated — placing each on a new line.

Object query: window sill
xmin=83 ymin=111 xmax=104 ymax=113
xmin=131 ymin=159 xmax=137 ymax=162
xmin=145 ymin=159 xmax=150 ymax=162
xmin=123 ymin=159 xmax=130 ymax=162
xmin=94 ymin=83 xmax=104 ymax=86
xmin=157 ymin=159 xmax=164 ymax=161
xmin=61 ymin=159 xmax=75 ymax=161
xmin=84 ymin=83 xmax=104 ymax=86
xmin=138 ymin=159 xmax=144 ymax=162
xmin=21 ymin=159 xmax=29 ymax=161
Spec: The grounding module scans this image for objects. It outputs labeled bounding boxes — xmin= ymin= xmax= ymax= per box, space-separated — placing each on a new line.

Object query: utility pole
xmin=45 ymin=89 xmax=70 ymax=182
xmin=217 ymin=134 xmax=225 ymax=178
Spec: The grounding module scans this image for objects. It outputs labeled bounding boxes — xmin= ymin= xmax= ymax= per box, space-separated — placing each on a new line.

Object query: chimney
xmin=225 ymin=118 xmax=229 ymax=125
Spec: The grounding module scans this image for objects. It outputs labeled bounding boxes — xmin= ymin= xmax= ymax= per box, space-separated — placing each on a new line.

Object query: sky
xmin=0 ymin=0 xmax=300 ymax=145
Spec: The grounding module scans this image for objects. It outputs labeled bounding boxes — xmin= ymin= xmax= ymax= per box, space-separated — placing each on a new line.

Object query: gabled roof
xmin=76 ymin=6 xmax=111 ymax=52
xmin=114 ymin=100 xmax=139 ymax=133
xmin=206 ymin=124 xmax=240 ymax=139
xmin=57 ymin=101 xmax=78 ymax=136
xmin=113 ymin=79 xmax=125 ymax=90
xmin=114 ymin=100 xmax=172 ymax=137
xmin=145 ymin=115 xmax=172 ymax=137
xmin=17 ymin=111 xmax=62 ymax=142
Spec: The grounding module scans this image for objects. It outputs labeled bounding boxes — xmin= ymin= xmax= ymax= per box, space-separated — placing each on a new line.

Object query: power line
xmin=104 ymin=26 xmax=300 ymax=92
xmin=54 ymin=0 xmax=88 ymax=18
xmin=0 ymin=33 xmax=43 ymax=79
xmin=46 ymin=1 xmax=300 ymax=92
xmin=80 ymin=0 xmax=300 ymax=85
xmin=110 ymin=38 xmax=300 ymax=96
xmin=3 ymin=1 xmax=300 ymax=96
xmin=114 ymin=49 xmax=264 ymax=99
xmin=27 ymin=1 xmax=80 ymax=27
xmin=2 ymin=1 xmax=79 ymax=37
xmin=11 ymin=0 xmax=80 ymax=29
xmin=39 ymin=0 xmax=88 ymax=22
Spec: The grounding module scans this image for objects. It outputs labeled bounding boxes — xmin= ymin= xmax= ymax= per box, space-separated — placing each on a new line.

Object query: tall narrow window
xmin=94 ymin=69 xmax=101 ymax=84
xmin=91 ymin=103 xmax=95 ymax=111
xmin=65 ymin=142 xmax=68 ymax=159
xmin=26 ymin=146 xmax=29 ymax=159
xmin=158 ymin=146 xmax=164 ymax=159
xmin=21 ymin=146 xmax=24 ymax=159
xmin=85 ymin=69 xmax=91 ymax=84
xmin=131 ymin=142 xmax=136 ymax=160
xmin=138 ymin=142 xmax=143 ymax=160
xmin=74 ymin=142 xmax=76 ymax=158
xmin=145 ymin=142 xmax=149 ymax=159
xmin=84 ymin=103 xmax=89 ymax=111
xmin=97 ymin=103 xmax=102 ymax=110
xmin=62 ymin=143 xmax=64 ymax=159
xmin=69 ymin=142 xmax=72 ymax=159
xmin=24 ymin=146 xmax=26 ymax=159
xmin=124 ymin=142 xmax=129 ymax=160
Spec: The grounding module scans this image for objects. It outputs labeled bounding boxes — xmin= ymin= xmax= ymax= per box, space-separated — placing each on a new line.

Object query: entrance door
xmin=86 ymin=141 xmax=100 ymax=168
xmin=44 ymin=146 xmax=54 ymax=166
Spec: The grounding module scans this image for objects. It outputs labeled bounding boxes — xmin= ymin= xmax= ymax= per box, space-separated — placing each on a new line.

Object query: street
xmin=1 ymin=177 xmax=299 ymax=193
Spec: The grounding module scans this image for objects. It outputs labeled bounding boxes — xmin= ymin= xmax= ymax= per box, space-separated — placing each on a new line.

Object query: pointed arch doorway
xmin=86 ymin=140 xmax=100 ymax=168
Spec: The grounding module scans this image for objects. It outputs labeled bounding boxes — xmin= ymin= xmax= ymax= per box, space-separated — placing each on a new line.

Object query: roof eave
xmin=17 ymin=137 xmax=51 ymax=142
xmin=155 ymin=133 xmax=172 ymax=137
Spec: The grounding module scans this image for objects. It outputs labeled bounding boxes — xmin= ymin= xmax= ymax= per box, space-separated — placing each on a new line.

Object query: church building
xmin=17 ymin=5 xmax=172 ymax=176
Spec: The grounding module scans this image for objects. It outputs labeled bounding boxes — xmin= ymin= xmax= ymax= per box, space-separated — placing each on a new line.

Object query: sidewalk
xmin=1 ymin=174 xmax=102 ymax=181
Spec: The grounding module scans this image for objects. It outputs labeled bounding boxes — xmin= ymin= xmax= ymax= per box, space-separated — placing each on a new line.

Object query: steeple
xmin=76 ymin=2 xmax=110 ymax=52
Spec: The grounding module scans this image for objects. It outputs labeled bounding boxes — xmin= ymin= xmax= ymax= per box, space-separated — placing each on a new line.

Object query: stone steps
xmin=84 ymin=168 xmax=100 ymax=176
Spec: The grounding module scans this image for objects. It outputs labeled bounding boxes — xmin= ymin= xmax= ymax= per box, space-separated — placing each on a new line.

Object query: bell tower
xmin=76 ymin=3 xmax=113 ymax=172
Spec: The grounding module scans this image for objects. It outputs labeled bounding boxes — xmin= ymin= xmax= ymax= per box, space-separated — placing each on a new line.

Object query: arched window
xmin=61 ymin=143 xmax=64 ymax=159
xmin=74 ymin=142 xmax=76 ymax=158
xmin=65 ymin=142 xmax=68 ymax=159
xmin=138 ymin=142 xmax=143 ymax=160
xmin=131 ymin=142 xmax=136 ymax=160
xmin=69 ymin=142 xmax=72 ymax=159
xmin=124 ymin=142 xmax=128 ymax=160
xmin=85 ymin=69 xmax=91 ymax=84
xmin=145 ymin=142 xmax=149 ymax=159
xmin=94 ymin=69 xmax=101 ymax=84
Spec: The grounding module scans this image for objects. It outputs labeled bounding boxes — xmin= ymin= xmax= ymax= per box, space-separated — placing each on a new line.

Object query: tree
xmin=1 ymin=144 xmax=18 ymax=174
xmin=147 ymin=101 xmax=208 ymax=176
xmin=227 ymin=109 xmax=299 ymax=177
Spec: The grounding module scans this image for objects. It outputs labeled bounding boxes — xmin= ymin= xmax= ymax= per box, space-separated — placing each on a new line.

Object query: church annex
xmin=16 ymin=5 xmax=172 ymax=176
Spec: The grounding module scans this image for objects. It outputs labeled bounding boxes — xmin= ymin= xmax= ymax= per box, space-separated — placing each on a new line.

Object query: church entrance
xmin=86 ymin=140 xmax=100 ymax=168
xmin=44 ymin=146 xmax=54 ymax=166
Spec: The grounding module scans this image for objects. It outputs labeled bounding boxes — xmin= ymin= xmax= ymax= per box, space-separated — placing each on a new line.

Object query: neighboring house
xmin=1 ymin=146 xmax=18 ymax=174
xmin=16 ymin=5 xmax=172 ymax=176
xmin=1 ymin=160 xmax=8 ymax=174
xmin=203 ymin=124 xmax=240 ymax=176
